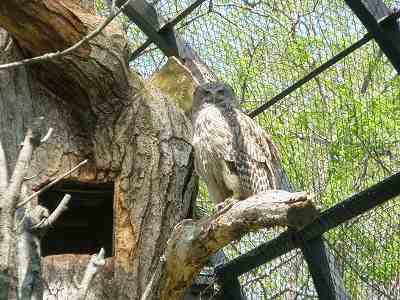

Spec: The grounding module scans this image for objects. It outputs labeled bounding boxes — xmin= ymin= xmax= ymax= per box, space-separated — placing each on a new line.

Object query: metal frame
xmin=345 ymin=0 xmax=400 ymax=73
xmin=114 ymin=0 xmax=179 ymax=57
xmin=122 ymin=0 xmax=400 ymax=117
xmin=301 ymin=237 xmax=350 ymax=300
xmin=215 ymin=172 xmax=400 ymax=298
xmin=216 ymin=172 xmax=400 ymax=277
xmin=216 ymin=276 xmax=247 ymax=300
xmin=114 ymin=0 xmax=208 ymax=61
xmin=248 ymin=33 xmax=372 ymax=118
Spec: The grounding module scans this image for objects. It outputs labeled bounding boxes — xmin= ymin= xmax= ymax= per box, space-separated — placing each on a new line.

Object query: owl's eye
xmin=217 ymin=89 xmax=225 ymax=96
xmin=204 ymin=90 xmax=211 ymax=95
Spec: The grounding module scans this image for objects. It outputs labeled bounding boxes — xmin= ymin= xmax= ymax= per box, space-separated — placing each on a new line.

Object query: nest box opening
xmin=39 ymin=181 xmax=114 ymax=258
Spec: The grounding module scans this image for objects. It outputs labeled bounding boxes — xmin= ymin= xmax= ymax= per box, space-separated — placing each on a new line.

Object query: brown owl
xmin=191 ymin=82 xmax=291 ymax=207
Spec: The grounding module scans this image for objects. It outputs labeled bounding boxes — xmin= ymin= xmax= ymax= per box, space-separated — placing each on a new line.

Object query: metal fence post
xmin=301 ymin=236 xmax=351 ymax=300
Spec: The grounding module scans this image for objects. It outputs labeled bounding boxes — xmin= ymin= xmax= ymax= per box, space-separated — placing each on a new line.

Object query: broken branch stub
xmin=75 ymin=248 xmax=106 ymax=300
xmin=148 ymin=190 xmax=318 ymax=300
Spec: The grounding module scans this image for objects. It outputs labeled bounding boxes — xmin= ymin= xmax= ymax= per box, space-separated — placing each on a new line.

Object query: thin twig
xmin=16 ymin=159 xmax=88 ymax=208
xmin=40 ymin=128 xmax=54 ymax=144
xmin=177 ymin=12 xmax=211 ymax=30
xmin=0 ymin=0 xmax=132 ymax=71
xmin=23 ymin=171 xmax=42 ymax=182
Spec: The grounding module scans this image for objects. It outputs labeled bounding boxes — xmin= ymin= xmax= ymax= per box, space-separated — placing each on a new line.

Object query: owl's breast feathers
xmin=192 ymin=106 xmax=291 ymax=192
xmin=192 ymin=106 xmax=236 ymax=169
xmin=192 ymin=106 xmax=279 ymax=164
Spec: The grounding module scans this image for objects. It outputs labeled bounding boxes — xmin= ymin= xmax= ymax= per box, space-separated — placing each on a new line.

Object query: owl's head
xmin=192 ymin=82 xmax=239 ymax=113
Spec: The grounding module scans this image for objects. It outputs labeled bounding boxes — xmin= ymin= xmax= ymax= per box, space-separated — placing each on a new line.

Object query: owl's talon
xmin=216 ymin=198 xmax=239 ymax=212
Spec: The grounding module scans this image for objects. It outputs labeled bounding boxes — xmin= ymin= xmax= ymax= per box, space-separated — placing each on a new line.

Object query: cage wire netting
xmin=107 ymin=0 xmax=400 ymax=298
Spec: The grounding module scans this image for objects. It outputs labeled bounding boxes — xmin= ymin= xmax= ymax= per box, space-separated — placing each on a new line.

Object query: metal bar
xmin=248 ymin=33 xmax=372 ymax=118
xmin=301 ymin=237 xmax=351 ymax=300
xmin=128 ymin=0 xmax=208 ymax=60
xmin=130 ymin=39 xmax=152 ymax=61
xmin=115 ymin=0 xmax=179 ymax=57
xmin=344 ymin=0 xmax=400 ymax=73
xmin=216 ymin=171 xmax=400 ymax=277
xmin=299 ymin=170 xmax=400 ymax=239
xmin=217 ymin=275 xmax=247 ymax=300
xmin=126 ymin=0 xmax=216 ymax=82
xmin=215 ymin=230 xmax=297 ymax=278
xmin=168 ymin=0 xmax=208 ymax=27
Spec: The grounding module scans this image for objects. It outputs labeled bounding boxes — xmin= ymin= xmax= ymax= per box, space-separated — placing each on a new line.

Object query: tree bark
xmin=0 ymin=1 xmax=197 ymax=299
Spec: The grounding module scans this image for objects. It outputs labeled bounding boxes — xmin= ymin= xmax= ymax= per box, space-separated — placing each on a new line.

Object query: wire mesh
xmin=326 ymin=198 xmax=400 ymax=299
xmin=126 ymin=0 xmax=400 ymax=299
xmin=238 ymin=250 xmax=318 ymax=300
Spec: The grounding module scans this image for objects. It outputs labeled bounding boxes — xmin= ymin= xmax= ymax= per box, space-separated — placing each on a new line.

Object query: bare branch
xmin=0 ymin=0 xmax=132 ymax=71
xmin=0 ymin=120 xmax=44 ymax=292
xmin=23 ymin=173 xmax=40 ymax=182
xmin=142 ymin=190 xmax=318 ymax=300
xmin=7 ymin=127 xmax=42 ymax=208
xmin=17 ymin=159 xmax=88 ymax=208
xmin=75 ymin=248 xmax=106 ymax=300
xmin=31 ymin=194 xmax=71 ymax=230
xmin=40 ymin=128 xmax=54 ymax=144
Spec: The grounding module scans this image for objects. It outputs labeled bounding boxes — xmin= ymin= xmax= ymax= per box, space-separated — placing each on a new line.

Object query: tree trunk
xmin=0 ymin=1 xmax=197 ymax=299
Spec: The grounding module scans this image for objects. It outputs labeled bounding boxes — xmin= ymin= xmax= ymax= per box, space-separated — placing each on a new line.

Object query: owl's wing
xmin=220 ymin=110 xmax=293 ymax=192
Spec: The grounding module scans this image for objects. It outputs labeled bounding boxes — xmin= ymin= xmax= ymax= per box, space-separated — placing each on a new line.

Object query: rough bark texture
xmin=43 ymin=255 xmax=116 ymax=299
xmin=0 ymin=1 xmax=197 ymax=299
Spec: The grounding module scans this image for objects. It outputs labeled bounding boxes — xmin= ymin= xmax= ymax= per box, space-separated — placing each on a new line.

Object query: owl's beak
xmin=212 ymin=94 xmax=224 ymax=104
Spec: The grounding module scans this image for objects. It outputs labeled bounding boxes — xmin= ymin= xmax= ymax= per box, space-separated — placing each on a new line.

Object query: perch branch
xmin=142 ymin=190 xmax=318 ymax=300
xmin=31 ymin=194 xmax=71 ymax=230
xmin=17 ymin=159 xmax=88 ymax=208
xmin=0 ymin=0 xmax=132 ymax=71
xmin=75 ymin=248 xmax=106 ymax=300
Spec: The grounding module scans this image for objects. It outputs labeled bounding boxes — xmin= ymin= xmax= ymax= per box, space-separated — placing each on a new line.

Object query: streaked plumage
xmin=192 ymin=82 xmax=291 ymax=205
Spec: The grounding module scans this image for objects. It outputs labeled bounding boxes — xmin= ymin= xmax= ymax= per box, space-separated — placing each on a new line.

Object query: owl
xmin=191 ymin=82 xmax=291 ymax=207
